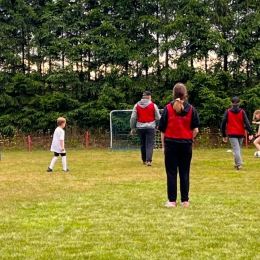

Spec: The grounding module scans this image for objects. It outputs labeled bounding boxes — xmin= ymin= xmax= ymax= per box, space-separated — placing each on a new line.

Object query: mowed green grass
xmin=0 ymin=148 xmax=260 ymax=260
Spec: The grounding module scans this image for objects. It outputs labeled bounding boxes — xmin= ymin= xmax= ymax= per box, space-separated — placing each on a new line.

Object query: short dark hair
xmin=142 ymin=91 xmax=151 ymax=97
xmin=231 ymin=96 xmax=240 ymax=104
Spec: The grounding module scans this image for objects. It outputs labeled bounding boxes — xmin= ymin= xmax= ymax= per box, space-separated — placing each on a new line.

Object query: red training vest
xmin=137 ymin=103 xmax=155 ymax=123
xmin=227 ymin=109 xmax=245 ymax=135
xmin=164 ymin=103 xmax=193 ymax=139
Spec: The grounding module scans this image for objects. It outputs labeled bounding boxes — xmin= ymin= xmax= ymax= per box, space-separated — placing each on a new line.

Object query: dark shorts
xmin=54 ymin=152 xmax=66 ymax=157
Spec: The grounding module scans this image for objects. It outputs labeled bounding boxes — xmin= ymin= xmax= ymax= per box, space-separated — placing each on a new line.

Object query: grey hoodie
xmin=130 ymin=99 xmax=161 ymax=130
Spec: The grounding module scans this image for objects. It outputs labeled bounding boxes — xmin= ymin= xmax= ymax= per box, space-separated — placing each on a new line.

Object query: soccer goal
xmin=109 ymin=110 xmax=163 ymax=151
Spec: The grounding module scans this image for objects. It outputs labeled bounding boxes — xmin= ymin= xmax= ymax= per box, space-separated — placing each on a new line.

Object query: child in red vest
xmin=221 ymin=97 xmax=253 ymax=170
xmin=159 ymin=83 xmax=200 ymax=207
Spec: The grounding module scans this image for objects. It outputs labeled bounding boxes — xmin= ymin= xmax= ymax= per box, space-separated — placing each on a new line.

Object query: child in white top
xmin=47 ymin=117 xmax=70 ymax=172
xmin=252 ymin=110 xmax=260 ymax=151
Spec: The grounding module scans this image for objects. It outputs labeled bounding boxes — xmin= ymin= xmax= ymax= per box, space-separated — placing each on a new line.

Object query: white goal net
xmin=109 ymin=110 xmax=163 ymax=151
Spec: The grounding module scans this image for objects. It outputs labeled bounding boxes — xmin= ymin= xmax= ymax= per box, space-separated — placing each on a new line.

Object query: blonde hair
xmin=57 ymin=117 xmax=66 ymax=126
xmin=172 ymin=83 xmax=188 ymax=115
xmin=253 ymin=110 xmax=260 ymax=120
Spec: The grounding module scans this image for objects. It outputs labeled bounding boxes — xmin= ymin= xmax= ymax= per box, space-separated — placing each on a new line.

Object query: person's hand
xmin=252 ymin=121 xmax=257 ymax=124
xmin=61 ymin=147 xmax=65 ymax=151
xmin=162 ymin=148 xmax=165 ymax=154
xmin=130 ymin=130 xmax=134 ymax=135
xmin=249 ymin=135 xmax=253 ymax=141
xmin=223 ymin=137 xmax=228 ymax=143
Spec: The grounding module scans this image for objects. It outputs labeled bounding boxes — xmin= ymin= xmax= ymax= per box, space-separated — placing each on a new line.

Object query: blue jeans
xmin=229 ymin=137 xmax=244 ymax=166
xmin=137 ymin=128 xmax=155 ymax=162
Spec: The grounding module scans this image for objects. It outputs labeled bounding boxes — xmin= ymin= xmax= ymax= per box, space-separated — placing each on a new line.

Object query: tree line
xmin=0 ymin=0 xmax=260 ymax=136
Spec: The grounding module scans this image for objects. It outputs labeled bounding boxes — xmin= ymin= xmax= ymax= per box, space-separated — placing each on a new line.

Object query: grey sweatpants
xmin=229 ymin=137 xmax=244 ymax=166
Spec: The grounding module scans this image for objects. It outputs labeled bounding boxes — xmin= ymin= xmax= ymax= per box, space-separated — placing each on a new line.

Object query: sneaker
xmin=47 ymin=167 xmax=52 ymax=172
xmin=63 ymin=169 xmax=70 ymax=172
xmin=147 ymin=162 xmax=152 ymax=166
xmin=165 ymin=201 xmax=177 ymax=207
xmin=181 ymin=201 xmax=190 ymax=206
xmin=237 ymin=165 xmax=243 ymax=171
xmin=143 ymin=161 xmax=147 ymax=165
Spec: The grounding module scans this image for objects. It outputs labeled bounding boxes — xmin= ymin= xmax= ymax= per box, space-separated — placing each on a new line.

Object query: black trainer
xmin=63 ymin=169 xmax=70 ymax=172
xmin=47 ymin=167 xmax=52 ymax=172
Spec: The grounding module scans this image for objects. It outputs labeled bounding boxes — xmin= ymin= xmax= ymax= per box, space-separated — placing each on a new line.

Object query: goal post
xmin=109 ymin=110 xmax=162 ymax=151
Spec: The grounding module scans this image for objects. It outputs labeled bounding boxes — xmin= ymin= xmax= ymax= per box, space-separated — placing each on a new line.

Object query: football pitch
xmin=0 ymin=149 xmax=259 ymax=260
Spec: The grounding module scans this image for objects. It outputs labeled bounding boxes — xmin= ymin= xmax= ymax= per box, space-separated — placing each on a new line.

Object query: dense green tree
xmin=0 ymin=0 xmax=260 ymax=136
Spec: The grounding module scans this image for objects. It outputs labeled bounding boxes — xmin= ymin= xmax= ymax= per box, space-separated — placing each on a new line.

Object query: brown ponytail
xmin=172 ymin=83 xmax=188 ymax=115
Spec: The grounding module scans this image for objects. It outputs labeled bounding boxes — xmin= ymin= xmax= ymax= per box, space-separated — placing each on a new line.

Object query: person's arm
xmin=243 ymin=110 xmax=253 ymax=138
xmin=252 ymin=121 xmax=260 ymax=125
xmin=130 ymin=104 xmax=138 ymax=134
xmin=158 ymin=107 xmax=168 ymax=154
xmin=60 ymin=130 xmax=65 ymax=151
xmin=161 ymin=132 xmax=165 ymax=154
xmin=158 ymin=107 xmax=168 ymax=133
xmin=192 ymin=128 xmax=199 ymax=139
xmin=191 ymin=106 xmax=200 ymax=140
xmin=221 ymin=110 xmax=228 ymax=138
xmin=161 ymin=132 xmax=165 ymax=148
xmin=60 ymin=140 xmax=65 ymax=151
xmin=154 ymin=104 xmax=161 ymax=129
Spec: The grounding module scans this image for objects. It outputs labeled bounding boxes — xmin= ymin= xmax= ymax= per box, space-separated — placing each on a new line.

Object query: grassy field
xmin=0 ymin=148 xmax=260 ymax=260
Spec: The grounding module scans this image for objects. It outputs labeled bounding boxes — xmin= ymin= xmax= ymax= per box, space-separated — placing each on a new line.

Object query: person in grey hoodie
xmin=130 ymin=91 xmax=161 ymax=166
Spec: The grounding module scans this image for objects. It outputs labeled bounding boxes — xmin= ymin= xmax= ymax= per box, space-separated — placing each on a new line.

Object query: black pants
xmin=54 ymin=152 xmax=66 ymax=157
xmin=137 ymin=128 xmax=155 ymax=162
xmin=164 ymin=142 xmax=192 ymax=202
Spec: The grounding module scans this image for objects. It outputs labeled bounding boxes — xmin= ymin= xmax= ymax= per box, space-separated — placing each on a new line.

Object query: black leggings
xmin=164 ymin=142 xmax=192 ymax=202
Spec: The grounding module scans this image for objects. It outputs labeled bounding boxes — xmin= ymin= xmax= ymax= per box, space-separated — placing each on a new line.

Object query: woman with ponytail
xmin=159 ymin=83 xmax=200 ymax=207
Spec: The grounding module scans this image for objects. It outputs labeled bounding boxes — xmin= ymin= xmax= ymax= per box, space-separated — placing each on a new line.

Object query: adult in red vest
xmin=159 ymin=83 xmax=200 ymax=207
xmin=221 ymin=96 xmax=253 ymax=171
xmin=130 ymin=91 xmax=161 ymax=166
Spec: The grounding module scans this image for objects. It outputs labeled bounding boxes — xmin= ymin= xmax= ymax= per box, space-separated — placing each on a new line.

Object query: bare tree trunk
xmin=48 ymin=58 xmax=52 ymax=75
xmin=22 ymin=28 xmax=25 ymax=74
xmin=224 ymin=54 xmax=228 ymax=71
xmin=27 ymin=37 xmax=30 ymax=73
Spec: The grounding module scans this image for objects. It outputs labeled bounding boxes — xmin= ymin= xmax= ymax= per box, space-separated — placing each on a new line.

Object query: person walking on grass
xmin=47 ymin=117 xmax=70 ymax=172
xmin=221 ymin=96 xmax=253 ymax=171
xmin=130 ymin=91 xmax=161 ymax=166
xmin=159 ymin=83 xmax=199 ymax=207
xmin=252 ymin=109 xmax=260 ymax=151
